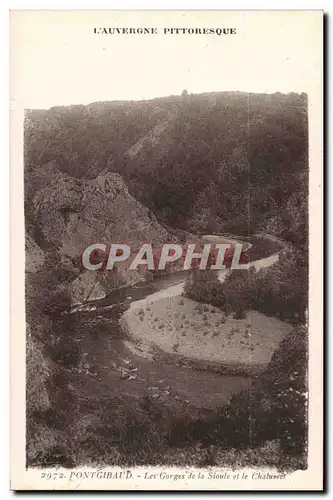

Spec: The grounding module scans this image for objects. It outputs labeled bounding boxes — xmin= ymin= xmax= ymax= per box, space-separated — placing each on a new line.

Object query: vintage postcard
xmin=10 ymin=10 xmax=323 ymax=490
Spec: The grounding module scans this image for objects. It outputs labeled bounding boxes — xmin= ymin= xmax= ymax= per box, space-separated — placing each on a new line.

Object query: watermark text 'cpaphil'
xmin=81 ymin=243 xmax=249 ymax=272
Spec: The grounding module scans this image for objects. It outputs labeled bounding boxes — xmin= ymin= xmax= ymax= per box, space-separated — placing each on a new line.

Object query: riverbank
xmin=121 ymin=295 xmax=292 ymax=375
xmin=120 ymin=234 xmax=289 ymax=375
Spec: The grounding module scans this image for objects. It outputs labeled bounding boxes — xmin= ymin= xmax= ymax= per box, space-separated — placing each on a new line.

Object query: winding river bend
xmin=69 ymin=236 xmax=283 ymax=410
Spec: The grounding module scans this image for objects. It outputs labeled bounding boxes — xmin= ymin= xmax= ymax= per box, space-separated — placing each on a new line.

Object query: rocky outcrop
xmin=70 ymin=271 xmax=106 ymax=306
xmin=61 ymin=171 xmax=169 ymax=258
xmin=32 ymin=169 xmax=170 ymax=304
xmin=33 ymin=172 xmax=83 ymax=248
xmin=34 ymin=170 xmax=169 ymax=254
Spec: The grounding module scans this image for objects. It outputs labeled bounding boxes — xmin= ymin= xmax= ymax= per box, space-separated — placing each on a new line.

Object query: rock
xmin=33 ymin=168 xmax=171 ymax=294
xmin=60 ymin=172 xmax=169 ymax=258
xmin=60 ymin=254 xmax=79 ymax=274
xmin=70 ymin=271 xmax=106 ymax=306
xmin=33 ymin=173 xmax=83 ymax=247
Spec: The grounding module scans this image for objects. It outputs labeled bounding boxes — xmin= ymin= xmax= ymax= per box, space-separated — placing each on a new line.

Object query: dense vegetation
xmin=26 ymin=91 xmax=307 ymax=235
xmin=185 ymin=245 xmax=307 ymax=323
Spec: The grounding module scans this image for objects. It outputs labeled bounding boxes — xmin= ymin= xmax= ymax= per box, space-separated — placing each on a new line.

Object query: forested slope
xmin=26 ymin=91 xmax=308 ymax=238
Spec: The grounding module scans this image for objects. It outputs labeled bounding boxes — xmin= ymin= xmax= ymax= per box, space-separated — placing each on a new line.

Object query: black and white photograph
xmin=10 ymin=9 xmax=323 ymax=490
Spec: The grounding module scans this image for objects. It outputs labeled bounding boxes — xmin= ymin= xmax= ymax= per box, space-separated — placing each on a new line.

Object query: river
xmin=67 ymin=235 xmax=283 ymax=410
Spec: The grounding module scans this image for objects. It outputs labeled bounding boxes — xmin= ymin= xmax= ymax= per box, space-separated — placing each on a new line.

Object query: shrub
xmin=234 ymin=309 xmax=247 ymax=320
xmin=252 ymin=248 xmax=308 ymax=322
xmin=185 ymin=250 xmax=307 ymax=326
xmin=184 ymin=268 xmax=254 ymax=318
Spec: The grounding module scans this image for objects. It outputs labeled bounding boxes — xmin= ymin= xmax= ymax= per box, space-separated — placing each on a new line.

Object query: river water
xmin=68 ymin=236 xmax=282 ymax=410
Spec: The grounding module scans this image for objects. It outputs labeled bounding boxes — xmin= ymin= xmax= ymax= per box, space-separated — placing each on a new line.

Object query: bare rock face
xmin=61 ymin=171 xmax=169 ymax=258
xmin=34 ymin=170 xmax=168 ymax=256
xmin=25 ymin=233 xmax=45 ymax=273
xmin=33 ymin=173 xmax=83 ymax=247
xmin=33 ymin=170 xmax=169 ymax=302
xmin=70 ymin=271 xmax=106 ymax=306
